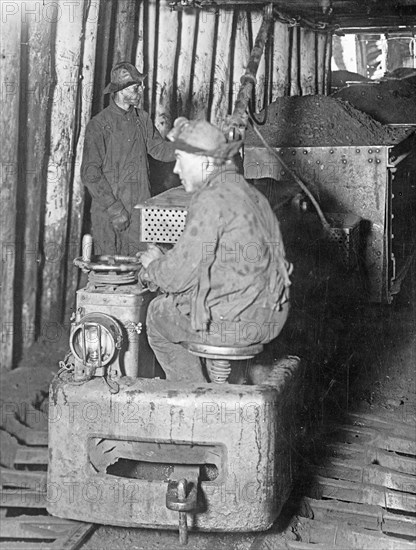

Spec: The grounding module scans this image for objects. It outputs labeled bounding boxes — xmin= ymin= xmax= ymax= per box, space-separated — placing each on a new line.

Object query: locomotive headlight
xmin=70 ymin=312 xmax=123 ymax=377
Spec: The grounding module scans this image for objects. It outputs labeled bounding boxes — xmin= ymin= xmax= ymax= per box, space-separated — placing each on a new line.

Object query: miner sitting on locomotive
xmin=140 ymin=117 xmax=293 ymax=383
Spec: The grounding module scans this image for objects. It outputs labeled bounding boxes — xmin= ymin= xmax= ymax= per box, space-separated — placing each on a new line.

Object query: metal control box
xmin=75 ymin=285 xmax=156 ymax=378
xmin=47 ymin=367 xmax=302 ymax=532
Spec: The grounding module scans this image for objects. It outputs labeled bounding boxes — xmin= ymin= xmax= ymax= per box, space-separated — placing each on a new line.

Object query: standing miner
xmin=81 ymin=62 xmax=175 ymax=255
xmin=140 ymin=117 xmax=293 ymax=383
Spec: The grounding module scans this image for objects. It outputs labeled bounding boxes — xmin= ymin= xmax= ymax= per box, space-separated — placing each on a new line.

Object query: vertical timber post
xmin=0 ymin=10 xmax=21 ymax=369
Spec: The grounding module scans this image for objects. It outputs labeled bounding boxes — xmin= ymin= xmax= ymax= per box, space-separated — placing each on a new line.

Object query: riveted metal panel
xmin=244 ymin=145 xmax=393 ymax=302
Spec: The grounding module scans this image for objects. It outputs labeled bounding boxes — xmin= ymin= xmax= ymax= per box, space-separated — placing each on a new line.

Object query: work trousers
xmin=91 ymin=204 xmax=145 ymax=256
xmin=146 ymin=293 xmax=289 ymax=384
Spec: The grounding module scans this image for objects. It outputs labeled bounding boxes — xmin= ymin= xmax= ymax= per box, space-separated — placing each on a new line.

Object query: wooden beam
xmin=65 ymin=0 xmax=101 ymax=319
xmin=144 ymin=0 xmax=158 ymax=116
xmin=189 ymin=11 xmax=216 ymax=119
xmin=271 ymin=21 xmax=290 ymax=98
xmin=113 ymin=0 xmax=139 ymax=63
xmin=232 ymin=11 xmax=251 ymax=108
xmin=20 ymin=17 xmax=53 ymax=351
xmin=91 ymin=0 xmax=115 ymax=115
xmin=135 ymin=1 xmax=145 ymax=72
xmin=300 ymin=27 xmax=317 ymax=95
xmin=0 ymin=8 xmax=21 ymax=369
xmin=210 ymin=10 xmax=234 ymax=126
xmin=177 ymin=10 xmax=198 ymax=118
xmin=302 ymin=497 xmax=416 ymax=538
xmin=314 ymin=476 xmax=416 ymax=514
xmin=296 ymin=516 xmax=415 ymax=549
xmin=316 ymin=32 xmax=327 ymax=94
xmin=251 ymin=11 xmax=267 ymax=112
xmin=154 ymin=3 xmax=179 ymax=136
xmin=41 ymin=4 xmax=84 ymax=327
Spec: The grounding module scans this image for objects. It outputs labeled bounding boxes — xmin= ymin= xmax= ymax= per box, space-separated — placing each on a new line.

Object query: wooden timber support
xmin=0 ymin=11 xmax=21 ymax=369
xmin=227 ymin=4 xmax=275 ymax=137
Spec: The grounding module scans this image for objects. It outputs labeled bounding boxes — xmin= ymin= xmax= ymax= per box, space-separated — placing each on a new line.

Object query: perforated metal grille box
xmin=139 ymin=207 xmax=187 ymax=243
xmin=325 ymin=213 xmax=361 ymax=270
xmin=135 ymin=187 xmax=189 ymax=243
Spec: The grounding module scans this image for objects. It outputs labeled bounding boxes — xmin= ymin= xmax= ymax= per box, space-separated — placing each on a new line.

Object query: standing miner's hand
xmin=107 ymin=200 xmax=130 ymax=232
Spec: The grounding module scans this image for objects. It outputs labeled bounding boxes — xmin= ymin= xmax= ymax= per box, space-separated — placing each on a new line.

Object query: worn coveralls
xmin=142 ymin=163 xmax=292 ymax=383
xmin=81 ymin=97 xmax=175 ymax=255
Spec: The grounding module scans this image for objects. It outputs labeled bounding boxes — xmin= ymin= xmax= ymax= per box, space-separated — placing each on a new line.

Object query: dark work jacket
xmin=144 ymin=164 xmax=293 ymax=332
xmin=81 ymin=98 xmax=175 ymax=214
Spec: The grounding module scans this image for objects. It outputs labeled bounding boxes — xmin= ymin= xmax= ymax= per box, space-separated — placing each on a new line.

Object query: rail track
xmin=253 ymin=412 xmax=416 ymax=549
xmin=0 ymin=427 xmax=94 ymax=550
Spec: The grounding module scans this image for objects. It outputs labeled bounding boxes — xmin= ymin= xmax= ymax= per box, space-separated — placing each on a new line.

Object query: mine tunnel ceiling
xmin=171 ymin=1 xmax=416 ymax=30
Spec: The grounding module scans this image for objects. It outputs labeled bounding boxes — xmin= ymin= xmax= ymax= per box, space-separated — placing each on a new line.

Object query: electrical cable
xmin=248 ymin=117 xmax=331 ymax=233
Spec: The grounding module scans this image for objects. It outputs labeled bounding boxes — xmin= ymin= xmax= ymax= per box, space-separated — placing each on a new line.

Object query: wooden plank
xmin=3 ymin=421 xmax=48 ymax=446
xmin=0 ymin=430 xmax=18 ymax=468
xmin=299 ymin=28 xmax=316 ymax=95
xmin=189 ymin=11 xmax=216 ymax=119
xmin=334 ymin=426 xmax=416 ymax=455
xmin=289 ymin=26 xmax=300 ymax=96
xmin=271 ymin=20 xmax=290 ymax=99
xmin=15 ymin=446 xmax=48 ymax=465
xmin=92 ymin=0 xmax=114 ymax=114
xmin=328 ymin=442 xmax=416 ymax=475
xmin=177 ymin=10 xmax=198 ymax=118
xmin=313 ymin=476 xmax=416 ymax=513
xmin=0 ymin=489 xmax=46 ymax=508
xmin=210 ymin=10 xmax=234 ymax=126
xmin=144 ymin=0 xmax=157 ymax=115
xmin=296 ymin=517 xmax=415 ymax=549
xmin=0 ymin=5 xmax=21 ymax=370
xmin=323 ymin=31 xmax=332 ymax=95
xmin=302 ymin=497 xmax=416 ymax=538
xmin=251 ymin=10 xmax=266 ymax=113
xmin=154 ymin=3 xmax=178 ymax=137
xmin=113 ymin=0 xmax=138 ymax=63
xmin=64 ymin=0 xmax=101 ymax=319
xmin=20 ymin=15 xmax=53 ymax=350
xmin=0 ymin=518 xmax=73 ymax=539
xmin=317 ymin=460 xmax=416 ymax=493
xmin=287 ymin=543 xmax=338 ymax=550
xmin=135 ymin=1 xmax=145 ymax=72
xmin=348 ymin=413 xmax=416 ymax=437
xmin=41 ymin=5 xmax=84 ymax=327
xmin=232 ymin=11 xmax=251 ymax=109
xmin=0 ymin=518 xmax=94 ymax=550
xmin=0 ymin=544 xmax=48 ymax=550
xmin=0 ymin=468 xmax=47 ymax=491
xmin=316 ymin=32 xmax=326 ymax=95
xmin=50 ymin=522 xmax=95 ymax=550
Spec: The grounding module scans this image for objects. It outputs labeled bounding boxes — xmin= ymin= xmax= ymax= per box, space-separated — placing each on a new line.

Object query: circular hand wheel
xmin=74 ymin=254 xmax=142 ymax=273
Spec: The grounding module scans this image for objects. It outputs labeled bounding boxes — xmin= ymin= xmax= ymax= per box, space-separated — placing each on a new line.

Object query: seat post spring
xmin=207 ymin=359 xmax=232 ymax=384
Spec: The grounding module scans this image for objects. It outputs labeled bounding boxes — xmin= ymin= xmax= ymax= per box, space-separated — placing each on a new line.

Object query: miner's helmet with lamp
xmin=167 ymin=117 xmax=242 ymax=165
xmin=103 ymin=62 xmax=146 ymax=95
xmin=166 ymin=117 xmax=243 ymax=193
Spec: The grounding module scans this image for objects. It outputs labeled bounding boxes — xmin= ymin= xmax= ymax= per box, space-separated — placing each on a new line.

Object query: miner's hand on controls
xmin=140 ymin=244 xmax=164 ymax=269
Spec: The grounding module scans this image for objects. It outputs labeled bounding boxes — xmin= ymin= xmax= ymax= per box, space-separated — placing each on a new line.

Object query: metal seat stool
xmin=182 ymin=342 xmax=263 ymax=384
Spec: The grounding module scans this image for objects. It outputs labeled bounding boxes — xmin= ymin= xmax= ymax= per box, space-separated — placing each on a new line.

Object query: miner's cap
xmin=167 ymin=117 xmax=242 ymax=161
xmin=103 ymin=62 xmax=146 ymax=95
